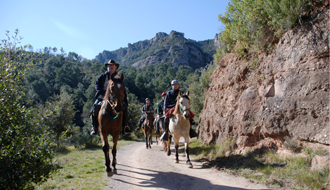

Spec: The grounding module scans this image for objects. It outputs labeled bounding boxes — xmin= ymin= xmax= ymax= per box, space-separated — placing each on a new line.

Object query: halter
xmin=179 ymin=95 xmax=190 ymax=114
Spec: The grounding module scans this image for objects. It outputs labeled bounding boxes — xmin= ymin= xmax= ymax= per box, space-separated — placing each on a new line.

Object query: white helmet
xmin=171 ymin=80 xmax=179 ymax=85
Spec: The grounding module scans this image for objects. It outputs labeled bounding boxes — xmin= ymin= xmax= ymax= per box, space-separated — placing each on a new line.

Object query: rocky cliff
xmin=198 ymin=6 xmax=329 ymax=152
xmin=94 ymin=31 xmax=217 ymax=70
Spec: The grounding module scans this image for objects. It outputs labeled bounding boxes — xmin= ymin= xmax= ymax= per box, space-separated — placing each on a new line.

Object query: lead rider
xmin=160 ymin=80 xmax=198 ymax=140
xmin=90 ymin=59 xmax=133 ymax=135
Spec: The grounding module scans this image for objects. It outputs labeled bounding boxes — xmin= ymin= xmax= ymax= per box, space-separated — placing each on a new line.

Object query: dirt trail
xmin=103 ymin=138 xmax=272 ymax=190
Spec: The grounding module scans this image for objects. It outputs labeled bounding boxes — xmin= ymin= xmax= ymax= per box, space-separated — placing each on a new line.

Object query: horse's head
xmin=105 ymin=73 xmax=125 ymax=112
xmin=145 ymin=112 xmax=154 ymax=128
xmin=177 ymin=91 xmax=190 ymax=119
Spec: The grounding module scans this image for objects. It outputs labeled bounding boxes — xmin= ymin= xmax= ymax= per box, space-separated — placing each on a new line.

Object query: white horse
xmin=166 ymin=91 xmax=193 ymax=168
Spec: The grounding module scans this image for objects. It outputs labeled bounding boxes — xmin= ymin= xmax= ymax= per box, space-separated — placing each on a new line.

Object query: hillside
xmin=94 ymin=31 xmax=217 ymax=70
xmin=198 ymin=3 xmax=329 ymax=154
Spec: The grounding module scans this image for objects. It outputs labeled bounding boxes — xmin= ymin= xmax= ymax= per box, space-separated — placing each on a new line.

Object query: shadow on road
xmin=112 ymin=164 xmax=267 ymax=190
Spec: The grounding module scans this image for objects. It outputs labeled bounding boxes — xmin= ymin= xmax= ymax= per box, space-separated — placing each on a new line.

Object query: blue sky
xmin=1 ymin=0 xmax=230 ymax=60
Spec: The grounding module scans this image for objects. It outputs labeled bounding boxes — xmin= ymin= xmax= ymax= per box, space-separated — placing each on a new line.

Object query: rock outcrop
xmin=198 ymin=7 xmax=329 ymax=152
xmin=94 ymin=31 xmax=216 ymax=70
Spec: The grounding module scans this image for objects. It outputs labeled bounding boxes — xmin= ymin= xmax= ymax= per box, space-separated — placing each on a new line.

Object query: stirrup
xmin=160 ymin=132 xmax=168 ymax=140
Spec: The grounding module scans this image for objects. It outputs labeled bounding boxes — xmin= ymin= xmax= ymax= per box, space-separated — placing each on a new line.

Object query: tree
xmin=0 ymin=29 xmax=55 ymax=189
xmin=41 ymin=91 xmax=76 ymax=147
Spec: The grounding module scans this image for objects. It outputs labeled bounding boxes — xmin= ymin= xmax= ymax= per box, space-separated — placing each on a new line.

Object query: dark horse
xmin=98 ymin=73 xmax=125 ymax=177
xmin=142 ymin=112 xmax=154 ymax=149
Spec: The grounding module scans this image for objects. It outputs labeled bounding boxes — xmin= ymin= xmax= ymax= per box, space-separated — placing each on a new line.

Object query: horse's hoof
xmin=187 ymin=161 xmax=193 ymax=168
xmin=113 ymin=169 xmax=117 ymax=174
xmin=167 ymin=151 xmax=171 ymax=156
xmin=175 ymin=160 xmax=179 ymax=163
xmin=107 ymin=171 xmax=113 ymax=177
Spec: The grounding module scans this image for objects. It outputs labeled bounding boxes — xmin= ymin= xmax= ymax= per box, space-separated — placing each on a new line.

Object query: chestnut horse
xmin=142 ymin=112 xmax=154 ymax=149
xmin=166 ymin=91 xmax=193 ymax=168
xmin=98 ymin=73 xmax=125 ymax=177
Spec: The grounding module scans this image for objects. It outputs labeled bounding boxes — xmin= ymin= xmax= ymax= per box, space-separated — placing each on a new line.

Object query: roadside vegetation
xmin=35 ymin=140 xmax=136 ymax=190
xmin=189 ymin=139 xmax=330 ymax=189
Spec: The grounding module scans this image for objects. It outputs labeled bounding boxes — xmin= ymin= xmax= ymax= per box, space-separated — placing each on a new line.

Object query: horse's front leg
xmin=184 ymin=136 xmax=193 ymax=168
xmin=144 ymin=130 xmax=148 ymax=149
xmin=149 ymin=132 xmax=152 ymax=148
xmin=112 ymin=133 xmax=120 ymax=174
xmin=167 ymin=135 xmax=172 ymax=156
xmin=101 ymin=133 xmax=112 ymax=177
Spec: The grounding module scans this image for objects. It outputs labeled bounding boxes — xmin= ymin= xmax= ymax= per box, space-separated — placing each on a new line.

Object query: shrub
xmin=0 ymin=30 xmax=55 ymax=189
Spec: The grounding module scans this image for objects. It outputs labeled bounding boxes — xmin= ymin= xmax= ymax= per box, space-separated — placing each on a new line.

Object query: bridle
xmin=179 ymin=95 xmax=190 ymax=115
xmin=104 ymin=79 xmax=124 ymax=121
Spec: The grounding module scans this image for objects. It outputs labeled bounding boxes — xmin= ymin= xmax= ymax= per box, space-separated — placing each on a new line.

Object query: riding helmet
xmin=171 ymin=80 xmax=179 ymax=85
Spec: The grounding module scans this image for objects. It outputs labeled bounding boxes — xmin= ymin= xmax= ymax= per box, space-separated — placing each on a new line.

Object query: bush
xmin=217 ymin=0 xmax=312 ymax=59
xmin=0 ymin=30 xmax=55 ymax=189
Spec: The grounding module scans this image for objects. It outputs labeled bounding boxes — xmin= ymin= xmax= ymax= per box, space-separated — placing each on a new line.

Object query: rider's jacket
xmin=157 ymin=100 xmax=164 ymax=116
xmin=142 ymin=104 xmax=154 ymax=115
xmin=95 ymin=71 xmax=128 ymax=106
xmin=164 ymin=89 xmax=182 ymax=110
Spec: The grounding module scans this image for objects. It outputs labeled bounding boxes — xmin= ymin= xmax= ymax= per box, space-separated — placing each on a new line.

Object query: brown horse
xmin=167 ymin=91 xmax=193 ymax=168
xmin=155 ymin=116 xmax=167 ymax=151
xmin=142 ymin=112 xmax=154 ymax=149
xmin=98 ymin=73 xmax=125 ymax=177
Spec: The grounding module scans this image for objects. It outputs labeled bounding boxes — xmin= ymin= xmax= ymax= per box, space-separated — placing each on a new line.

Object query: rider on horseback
xmin=160 ymin=80 xmax=198 ymax=140
xmin=136 ymin=98 xmax=154 ymax=132
xmin=154 ymin=91 xmax=166 ymax=135
xmin=90 ymin=59 xmax=133 ymax=135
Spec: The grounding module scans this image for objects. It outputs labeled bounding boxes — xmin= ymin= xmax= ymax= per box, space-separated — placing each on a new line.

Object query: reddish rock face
xmin=198 ymin=8 xmax=329 ymax=150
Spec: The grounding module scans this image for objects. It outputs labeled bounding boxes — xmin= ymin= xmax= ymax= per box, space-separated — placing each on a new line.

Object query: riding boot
xmin=160 ymin=117 xmax=169 ymax=140
xmin=90 ymin=111 xmax=99 ymax=136
xmin=122 ymin=108 xmax=132 ymax=134
xmin=189 ymin=118 xmax=198 ymax=138
xmin=154 ymin=119 xmax=160 ymax=135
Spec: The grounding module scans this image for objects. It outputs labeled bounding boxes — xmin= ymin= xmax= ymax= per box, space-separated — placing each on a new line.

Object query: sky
xmin=0 ymin=0 xmax=230 ymax=60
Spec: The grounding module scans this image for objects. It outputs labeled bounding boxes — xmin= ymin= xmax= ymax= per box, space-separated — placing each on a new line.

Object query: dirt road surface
xmin=103 ymin=138 xmax=272 ymax=190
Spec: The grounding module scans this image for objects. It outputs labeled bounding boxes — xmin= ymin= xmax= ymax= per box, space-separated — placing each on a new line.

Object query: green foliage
xmin=0 ymin=30 xmax=55 ymax=189
xmin=217 ymin=0 xmax=311 ymax=59
xmin=38 ymin=91 xmax=76 ymax=147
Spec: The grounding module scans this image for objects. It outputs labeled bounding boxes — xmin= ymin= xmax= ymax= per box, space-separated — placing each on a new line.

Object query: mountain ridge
xmin=94 ymin=30 xmax=217 ymax=70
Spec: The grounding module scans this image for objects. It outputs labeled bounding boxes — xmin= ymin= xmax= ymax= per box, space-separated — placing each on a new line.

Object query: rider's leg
xmin=136 ymin=115 xmax=145 ymax=132
xmin=122 ymin=105 xmax=132 ymax=134
xmin=189 ymin=118 xmax=198 ymax=138
xmin=160 ymin=117 xmax=169 ymax=140
xmin=90 ymin=99 xmax=101 ymax=136
xmin=154 ymin=118 xmax=160 ymax=135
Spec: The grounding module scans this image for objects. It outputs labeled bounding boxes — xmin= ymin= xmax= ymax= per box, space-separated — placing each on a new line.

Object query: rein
xmin=104 ymin=99 xmax=119 ymax=121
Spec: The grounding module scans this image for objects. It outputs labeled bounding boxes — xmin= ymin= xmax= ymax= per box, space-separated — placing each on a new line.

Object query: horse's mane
xmin=172 ymin=93 xmax=190 ymax=115
xmin=172 ymin=96 xmax=181 ymax=115
xmin=103 ymin=75 xmax=123 ymax=101
xmin=103 ymin=80 xmax=113 ymax=101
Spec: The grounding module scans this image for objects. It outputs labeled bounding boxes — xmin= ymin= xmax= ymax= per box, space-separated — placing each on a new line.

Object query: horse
xmin=155 ymin=116 xmax=167 ymax=151
xmin=98 ymin=73 xmax=125 ymax=177
xmin=142 ymin=111 xmax=154 ymax=149
xmin=166 ymin=91 xmax=193 ymax=168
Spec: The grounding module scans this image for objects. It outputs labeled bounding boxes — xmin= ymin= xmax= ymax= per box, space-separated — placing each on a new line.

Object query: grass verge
xmin=188 ymin=139 xmax=330 ymax=190
xmin=35 ymin=140 xmax=136 ymax=190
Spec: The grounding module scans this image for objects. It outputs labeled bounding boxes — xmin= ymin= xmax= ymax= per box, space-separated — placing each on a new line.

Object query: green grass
xmin=36 ymin=140 xmax=136 ymax=190
xmin=188 ymin=139 xmax=330 ymax=190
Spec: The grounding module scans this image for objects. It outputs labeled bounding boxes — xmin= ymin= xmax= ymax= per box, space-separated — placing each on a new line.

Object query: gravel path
xmin=102 ymin=138 xmax=272 ymax=190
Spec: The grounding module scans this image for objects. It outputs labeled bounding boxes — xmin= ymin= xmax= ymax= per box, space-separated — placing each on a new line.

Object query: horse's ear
xmin=186 ymin=91 xmax=190 ymax=97
xmin=110 ymin=73 xmax=115 ymax=80
xmin=178 ymin=91 xmax=182 ymax=97
xmin=120 ymin=73 xmax=124 ymax=80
